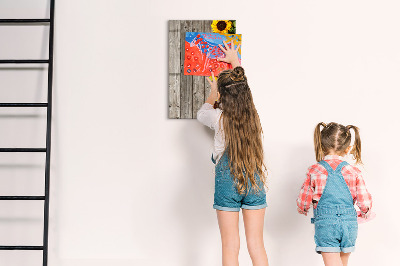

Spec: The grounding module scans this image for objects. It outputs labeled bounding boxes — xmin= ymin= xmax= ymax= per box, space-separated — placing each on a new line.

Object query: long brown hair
xmin=216 ymin=66 xmax=267 ymax=194
xmin=314 ymin=122 xmax=362 ymax=164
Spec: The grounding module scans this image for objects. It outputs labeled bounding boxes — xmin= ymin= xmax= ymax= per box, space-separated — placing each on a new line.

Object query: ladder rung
xmin=0 ymin=196 xmax=45 ymax=200
xmin=0 ymin=148 xmax=46 ymax=152
xmin=0 ymin=246 xmax=44 ymax=250
xmin=0 ymin=103 xmax=48 ymax=107
xmin=0 ymin=19 xmax=50 ymax=23
xmin=0 ymin=60 xmax=49 ymax=64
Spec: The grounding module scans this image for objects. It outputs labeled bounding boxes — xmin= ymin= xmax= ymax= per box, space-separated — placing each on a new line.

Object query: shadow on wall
xmin=173 ymin=122 xmax=216 ymax=266
xmin=264 ymin=145 xmax=316 ymax=265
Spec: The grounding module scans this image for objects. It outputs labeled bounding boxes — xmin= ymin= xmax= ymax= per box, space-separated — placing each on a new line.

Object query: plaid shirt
xmin=297 ymin=155 xmax=372 ymax=218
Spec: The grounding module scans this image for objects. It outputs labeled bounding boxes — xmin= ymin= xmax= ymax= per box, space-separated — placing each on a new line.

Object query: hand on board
xmin=207 ymin=72 xmax=218 ymax=93
xmin=205 ymin=72 xmax=219 ymax=105
xmin=217 ymin=40 xmax=241 ymax=68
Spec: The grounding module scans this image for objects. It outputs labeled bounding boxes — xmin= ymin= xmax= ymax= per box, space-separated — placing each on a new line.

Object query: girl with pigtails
xmin=197 ymin=40 xmax=269 ymax=266
xmin=297 ymin=122 xmax=373 ymax=266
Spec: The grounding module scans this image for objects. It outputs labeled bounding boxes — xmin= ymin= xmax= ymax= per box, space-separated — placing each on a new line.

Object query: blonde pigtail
xmin=314 ymin=122 xmax=326 ymax=162
xmin=347 ymin=125 xmax=362 ymax=164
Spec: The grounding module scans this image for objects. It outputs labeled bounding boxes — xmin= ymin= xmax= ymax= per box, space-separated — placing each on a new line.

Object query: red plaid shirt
xmin=297 ymin=155 xmax=372 ymax=218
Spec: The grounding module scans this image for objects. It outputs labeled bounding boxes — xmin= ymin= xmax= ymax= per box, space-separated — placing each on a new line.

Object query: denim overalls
xmin=311 ymin=160 xmax=358 ymax=254
xmin=211 ymin=151 xmax=267 ymax=212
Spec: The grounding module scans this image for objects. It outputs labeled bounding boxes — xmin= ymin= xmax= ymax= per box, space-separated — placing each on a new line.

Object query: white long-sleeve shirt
xmin=197 ymin=103 xmax=225 ymax=164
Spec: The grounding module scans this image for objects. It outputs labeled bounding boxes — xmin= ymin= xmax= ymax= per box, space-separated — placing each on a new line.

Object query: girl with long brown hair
xmin=197 ymin=41 xmax=269 ymax=266
xmin=297 ymin=122 xmax=373 ymax=266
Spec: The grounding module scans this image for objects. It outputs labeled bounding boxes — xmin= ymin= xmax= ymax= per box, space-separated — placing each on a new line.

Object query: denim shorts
xmin=312 ymin=208 xmax=358 ymax=253
xmin=213 ymin=154 xmax=267 ymax=212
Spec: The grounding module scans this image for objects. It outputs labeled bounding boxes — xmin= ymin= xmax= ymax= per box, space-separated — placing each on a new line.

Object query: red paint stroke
xmin=184 ymin=41 xmax=239 ymax=76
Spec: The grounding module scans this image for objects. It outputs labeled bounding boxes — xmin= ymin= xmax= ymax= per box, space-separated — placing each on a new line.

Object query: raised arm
xmin=205 ymin=72 xmax=219 ymax=105
xmin=205 ymin=40 xmax=241 ymax=106
xmin=199 ymin=40 xmax=241 ymax=127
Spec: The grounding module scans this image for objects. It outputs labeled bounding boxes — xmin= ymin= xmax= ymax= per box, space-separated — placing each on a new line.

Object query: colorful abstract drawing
xmin=184 ymin=32 xmax=242 ymax=76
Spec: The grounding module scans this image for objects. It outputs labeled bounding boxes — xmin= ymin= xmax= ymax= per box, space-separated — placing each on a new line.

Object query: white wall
xmin=1 ymin=0 xmax=399 ymax=265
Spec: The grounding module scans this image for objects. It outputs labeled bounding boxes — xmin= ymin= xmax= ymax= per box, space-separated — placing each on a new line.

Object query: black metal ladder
xmin=0 ymin=1 xmax=55 ymax=265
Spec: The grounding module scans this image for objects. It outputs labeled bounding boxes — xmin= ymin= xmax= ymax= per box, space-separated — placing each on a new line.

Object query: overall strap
xmin=318 ymin=160 xmax=333 ymax=174
xmin=214 ymin=149 xmax=229 ymax=169
xmin=211 ymin=153 xmax=216 ymax=164
xmin=334 ymin=161 xmax=349 ymax=173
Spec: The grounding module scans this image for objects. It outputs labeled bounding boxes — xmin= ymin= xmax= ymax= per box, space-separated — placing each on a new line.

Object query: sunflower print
xmin=211 ymin=20 xmax=234 ymax=34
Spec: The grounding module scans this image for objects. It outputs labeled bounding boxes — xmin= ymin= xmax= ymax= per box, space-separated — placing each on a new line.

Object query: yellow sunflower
xmin=211 ymin=20 xmax=232 ymax=34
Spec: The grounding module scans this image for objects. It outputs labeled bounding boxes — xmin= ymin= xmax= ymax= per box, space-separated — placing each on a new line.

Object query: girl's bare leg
xmin=242 ymin=208 xmax=269 ymax=266
xmin=340 ymin=252 xmax=350 ymax=266
xmin=217 ymin=210 xmax=240 ymax=266
xmin=321 ymin=252 xmax=343 ymax=266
